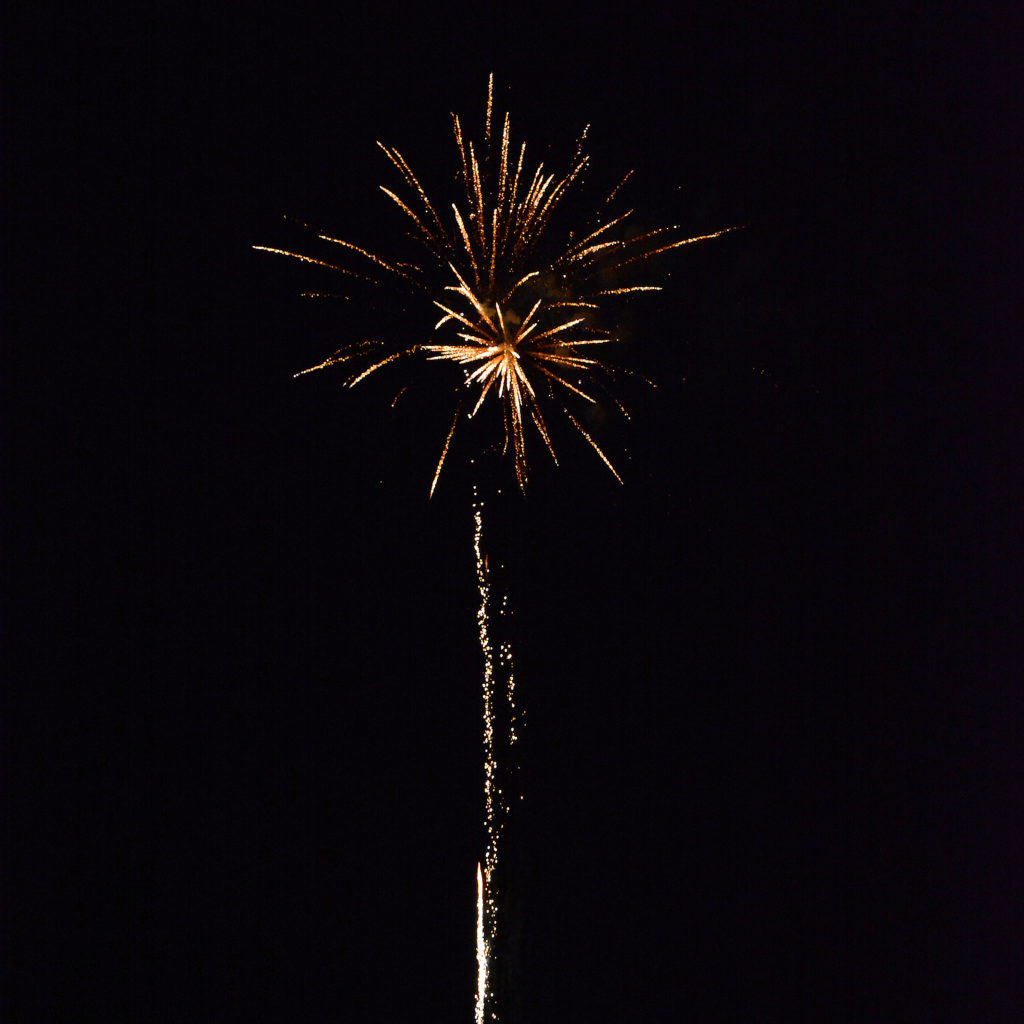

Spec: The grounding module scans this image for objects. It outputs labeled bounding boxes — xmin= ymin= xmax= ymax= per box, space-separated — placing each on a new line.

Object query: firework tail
xmin=473 ymin=485 xmax=523 ymax=1022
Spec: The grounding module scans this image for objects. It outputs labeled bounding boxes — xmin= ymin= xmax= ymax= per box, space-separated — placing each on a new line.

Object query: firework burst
xmin=256 ymin=75 xmax=739 ymax=495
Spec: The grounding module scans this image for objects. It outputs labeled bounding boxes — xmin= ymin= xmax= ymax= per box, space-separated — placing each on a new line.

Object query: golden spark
xmin=256 ymin=75 xmax=739 ymax=494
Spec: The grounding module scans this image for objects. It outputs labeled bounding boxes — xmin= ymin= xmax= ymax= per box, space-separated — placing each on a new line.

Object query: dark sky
xmin=7 ymin=2 xmax=1018 ymax=1022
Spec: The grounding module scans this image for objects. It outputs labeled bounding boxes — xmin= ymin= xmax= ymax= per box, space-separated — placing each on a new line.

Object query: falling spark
xmin=256 ymin=74 xmax=740 ymax=493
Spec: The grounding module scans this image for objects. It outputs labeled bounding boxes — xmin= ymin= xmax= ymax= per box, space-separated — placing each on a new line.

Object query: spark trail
xmin=473 ymin=489 xmax=519 ymax=1023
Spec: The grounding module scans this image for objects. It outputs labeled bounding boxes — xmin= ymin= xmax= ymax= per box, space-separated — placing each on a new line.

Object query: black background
xmin=4 ymin=2 xmax=1020 ymax=1021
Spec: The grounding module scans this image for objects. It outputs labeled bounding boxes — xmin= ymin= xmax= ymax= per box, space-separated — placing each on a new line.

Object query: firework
xmin=258 ymin=79 xmax=738 ymax=1022
xmin=255 ymin=75 xmax=739 ymax=494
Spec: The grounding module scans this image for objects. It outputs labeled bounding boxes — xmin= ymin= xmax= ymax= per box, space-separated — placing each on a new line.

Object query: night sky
xmin=7 ymin=2 xmax=1018 ymax=1021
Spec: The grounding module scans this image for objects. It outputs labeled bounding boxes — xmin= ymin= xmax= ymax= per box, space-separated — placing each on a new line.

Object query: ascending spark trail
xmin=473 ymin=488 xmax=520 ymax=1023
xmin=475 ymin=862 xmax=487 ymax=1024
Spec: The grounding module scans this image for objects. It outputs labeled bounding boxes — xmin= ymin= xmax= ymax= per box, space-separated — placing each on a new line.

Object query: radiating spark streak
xmin=512 ymin=320 xmax=539 ymax=345
xmin=259 ymin=76 xmax=738 ymax=493
xmin=446 ymin=263 xmax=496 ymax=328
xmin=518 ymin=298 xmax=544 ymax=332
xmin=598 ymin=381 xmax=631 ymax=419
xmin=347 ymin=347 xmax=416 ymax=387
xmin=561 ymin=211 xmax=634 ymax=261
xmin=517 ymin=164 xmax=546 ymax=232
xmin=453 ymin=113 xmax=471 ymax=191
xmin=421 ymin=347 xmax=486 ymax=365
xmin=562 ymin=239 xmax=621 ymax=264
xmin=467 ymin=356 xmax=503 ymax=382
xmin=469 ymin=372 xmax=499 ymax=418
xmin=316 ymin=234 xmax=423 ymax=287
xmin=292 ymin=354 xmax=350 ymax=377
xmin=469 ymin=144 xmax=485 ymax=247
xmin=525 ymin=317 xmax=585 ymax=343
xmin=530 ymin=406 xmax=558 ymax=463
xmin=452 ymin=204 xmax=480 ymax=281
xmin=376 ymin=142 xmax=446 ymax=237
xmin=534 ymin=364 xmax=599 ymax=403
xmin=610 ymin=222 xmax=679 ymax=252
xmin=484 ymin=72 xmax=494 ymax=145
xmin=496 ymin=113 xmax=511 ymax=229
xmin=529 ymin=158 xmax=587 ymax=241
xmin=489 ymin=207 xmax=499 ymax=286
xmin=455 ymin=330 xmax=494 ymax=345
xmin=251 ymin=246 xmax=363 ymax=278
xmin=591 ymin=285 xmax=663 ymax=296
xmin=571 ymin=124 xmax=590 ymax=165
xmin=512 ymin=353 xmax=536 ymax=395
xmin=508 ymin=141 xmax=526 ymax=222
xmin=503 ymin=270 xmax=541 ymax=304
xmin=432 ymin=300 xmax=486 ymax=335
xmin=494 ymin=302 xmax=510 ymax=343
xmin=565 ymin=409 xmax=624 ymax=483
xmin=379 ymin=186 xmax=432 ymax=238
xmin=605 ymin=168 xmax=634 ymax=204
xmin=531 ymin=350 xmax=597 ymax=368
xmin=293 ymin=340 xmax=380 ymax=377
xmin=613 ymin=225 xmax=744 ymax=270
xmin=430 ymin=404 xmax=461 ymax=498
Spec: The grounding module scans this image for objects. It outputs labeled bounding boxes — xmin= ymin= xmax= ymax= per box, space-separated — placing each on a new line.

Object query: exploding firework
xmin=255 ymin=75 xmax=738 ymax=495
xmin=259 ymin=78 xmax=739 ymax=1023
